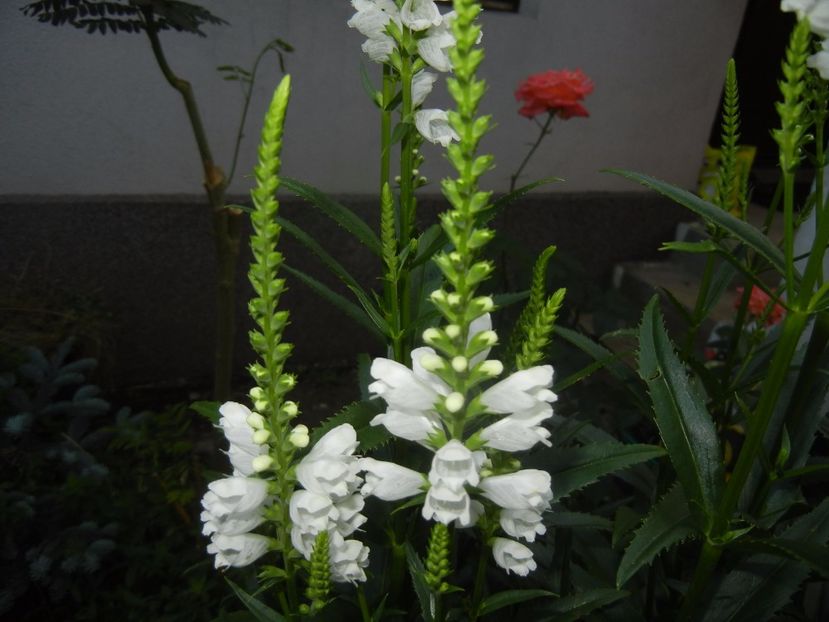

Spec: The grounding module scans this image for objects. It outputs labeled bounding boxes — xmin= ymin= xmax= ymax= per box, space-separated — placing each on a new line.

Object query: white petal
xmin=206 ymin=477 xmax=269 ymax=516
xmin=809 ymin=47 xmax=829 ymax=79
xmin=371 ymin=408 xmax=442 ymax=442
xmin=428 ymin=440 xmax=482 ymax=490
xmin=491 ymin=537 xmax=537 ymax=576
xmin=414 ymin=109 xmax=459 ymax=147
xmin=422 ymin=482 xmax=473 ymax=525
xmin=308 ymin=423 xmax=359 ymax=458
xmin=480 ymin=405 xmax=553 ymax=452
xmin=411 ymin=347 xmax=451 ymax=394
xmin=412 ymin=70 xmax=438 ymax=108
xmin=479 ymin=469 xmax=553 ymax=511
xmin=360 ymin=457 xmax=425 ymax=500
xmin=401 ymin=0 xmax=442 ymax=31
xmin=500 ymin=508 xmax=546 ymax=542
xmin=370 ymin=357 xmax=443 ymax=410
xmin=480 ymin=366 xmax=555 ymax=413
xmin=208 ymin=533 xmax=270 ymax=569
xmin=362 ymin=35 xmax=396 ymax=63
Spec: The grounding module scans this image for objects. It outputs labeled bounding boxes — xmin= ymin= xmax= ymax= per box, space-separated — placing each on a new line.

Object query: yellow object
xmin=697 ymin=144 xmax=757 ymax=214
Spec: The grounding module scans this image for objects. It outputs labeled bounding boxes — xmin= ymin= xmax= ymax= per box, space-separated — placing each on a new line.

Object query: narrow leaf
xmin=282 ymin=264 xmax=383 ymax=340
xmin=531 ymin=588 xmax=628 ymax=621
xmin=405 ymin=543 xmax=434 ymax=622
xmin=225 ymin=579 xmax=286 ymax=622
xmin=280 ymin=177 xmax=382 ymax=256
xmin=545 ymin=443 xmax=666 ymax=500
xmin=606 ymin=169 xmax=793 ymax=282
xmin=546 ymin=511 xmax=612 ymax=531
xmin=732 ymin=538 xmax=829 ymax=578
xmin=638 ymin=297 xmax=723 ymax=530
xmin=616 ymin=483 xmax=697 ymax=587
xmin=660 ymin=240 xmax=719 ymax=253
xmin=488 ymin=177 xmax=563 ymax=217
xmin=478 ymin=589 xmax=556 ymax=616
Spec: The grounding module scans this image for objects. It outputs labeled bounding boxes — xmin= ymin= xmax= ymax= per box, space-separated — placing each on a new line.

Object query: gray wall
xmin=1 ymin=0 xmax=747 ymax=195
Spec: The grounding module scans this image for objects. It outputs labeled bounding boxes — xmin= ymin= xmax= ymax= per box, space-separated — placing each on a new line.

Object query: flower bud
xmin=430 ymin=289 xmax=447 ymax=303
xmin=282 ymin=401 xmax=299 ymax=417
xmin=423 ymin=328 xmax=442 ymax=344
xmin=451 ymin=356 xmax=468 ymax=372
xmin=420 ymin=353 xmax=446 ymax=372
xmin=477 ymin=330 xmax=498 ymax=346
xmin=445 ymin=324 xmax=461 ymax=339
xmin=253 ymin=399 xmax=269 ymax=413
xmin=476 ymin=296 xmax=494 ymax=312
xmin=246 ymin=413 xmax=266 ymax=430
xmin=253 ymin=429 xmax=271 ymax=444
xmin=447 ymin=293 xmax=461 ymax=307
xmin=289 ymin=424 xmax=310 ymax=448
xmin=449 ymin=251 xmax=462 ymax=263
xmin=252 ymin=455 xmax=274 ymax=473
xmin=445 ymin=392 xmax=465 ymax=413
xmin=479 ymin=360 xmax=504 ymax=377
xmin=249 ymin=387 xmax=265 ymax=401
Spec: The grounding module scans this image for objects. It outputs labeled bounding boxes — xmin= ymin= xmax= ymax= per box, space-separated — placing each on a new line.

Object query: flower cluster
xmin=289 ymin=424 xmax=370 ymax=584
xmin=515 ymin=69 xmax=594 ymax=119
xmin=782 ymin=0 xmax=829 ymax=77
xmin=347 ymin=0 xmax=463 ymax=147
xmin=735 ymin=286 xmax=786 ymax=328
xmin=201 ymin=402 xmax=272 ymax=569
xmin=363 ymin=315 xmax=557 ymax=575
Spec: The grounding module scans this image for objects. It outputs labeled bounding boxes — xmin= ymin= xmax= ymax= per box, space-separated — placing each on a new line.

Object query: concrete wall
xmin=0 ymin=0 xmax=748 ymax=196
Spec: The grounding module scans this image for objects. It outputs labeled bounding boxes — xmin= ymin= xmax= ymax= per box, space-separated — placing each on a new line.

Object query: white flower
xmin=781 ymin=0 xmax=829 ymax=37
xmin=201 ymin=477 xmax=268 ymax=518
xmin=207 ymin=533 xmax=270 ymax=569
xmin=412 ymin=70 xmax=438 ymax=107
xmin=499 ymin=509 xmax=546 ymax=542
xmin=479 ymin=469 xmax=553 ymax=512
xmin=307 ymin=423 xmax=360 ymax=459
xmin=290 ymin=491 xmax=338 ymax=543
xmin=218 ymin=401 xmax=266 ymax=476
xmin=330 ymin=532 xmax=370 ymax=584
xmin=422 ymin=480 xmax=480 ymax=526
xmin=333 ymin=493 xmax=368 ymax=536
xmin=361 ymin=36 xmax=396 ymax=63
xmin=417 ymin=13 xmax=457 ymax=72
xmin=371 ymin=408 xmax=443 ymax=442
xmin=491 ymin=537 xmax=537 ymax=576
xmin=360 ymin=457 xmax=425 ymax=500
xmin=479 ymin=405 xmax=553 ymax=452
xmin=415 ymin=109 xmax=459 ymax=147
xmin=297 ymin=455 xmax=362 ymax=501
xmin=401 ymin=0 xmax=442 ymax=31
xmin=348 ymin=0 xmax=399 ymax=38
xmin=428 ymin=440 xmax=484 ymax=491
xmin=809 ymin=39 xmax=829 ymax=79
xmin=480 ymin=366 xmax=557 ymax=415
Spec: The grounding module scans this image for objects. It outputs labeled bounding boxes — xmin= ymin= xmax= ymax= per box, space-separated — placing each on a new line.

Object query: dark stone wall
xmin=0 ymin=193 xmax=686 ymax=391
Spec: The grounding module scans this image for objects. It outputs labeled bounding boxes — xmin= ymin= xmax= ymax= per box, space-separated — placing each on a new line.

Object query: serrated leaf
xmin=638 ymin=297 xmax=723 ymax=530
xmin=405 ymin=543 xmax=434 ymax=622
xmin=701 ymin=498 xmax=829 ymax=622
xmin=530 ymin=588 xmax=628 ymax=621
xmin=616 ymin=483 xmax=697 ymax=587
xmin=488 ymin=177 xmax=563 ymax=217
xmin=546 ymin=512 xmax=612 ymax=531
xmin=478 ymin=589 xmax=556 ymax=616
xmin=282 ymin=264 xmax=383 ymax=340
xmin=546 ymin=443 xmax=666 ymax=500
xmin=607 ymin=170 xmax=793 ymax=282
xmin=225 ymin=579 xmax=286 ymax=622
xmin=309 ymin=400 xmax=388 ymax=451
xmin=280 ymin=177 xmax=382 ymax=256
xmin=731 ymin=538 xmax=829 ymax=578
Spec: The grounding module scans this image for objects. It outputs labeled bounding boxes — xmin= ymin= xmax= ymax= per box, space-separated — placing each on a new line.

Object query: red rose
xmin=515 ymin=69 xmax=594 ymax=119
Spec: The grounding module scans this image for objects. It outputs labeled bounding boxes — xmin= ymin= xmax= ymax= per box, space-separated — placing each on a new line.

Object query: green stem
xmin=277 ymin=591 xmax=291 ymax=618
xmin=783 ymin=170 xmax=796 ymax=303
xmin=509 ymin=112 xmax=554 ymax=192
xmin=399 ymin=54 xmax=415 ymax=243
xmin=678 ymin=541 xmax=722 ymax=621
xmin=714 ymin=309 xmax=809 ymax=534
xmin=685 ymin=252 xmax=718 ymax=355
xmin=357 ymin=586 xmax=372 ymax=622
xmin=381 ymin=65 xmax=394 ymax=193
xmin=798 ymin=179 xmax=829 ymax=308
xmin=470 ymin=543 xmax=489 ymax=620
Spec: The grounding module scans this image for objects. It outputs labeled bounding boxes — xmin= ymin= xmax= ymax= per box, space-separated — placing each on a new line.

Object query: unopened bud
xmin=445 ymin=324 xmax=461 ymax=339
xmin=478 ymin=330 xmax=498 ymax=346
xmin=254 ymin=399 xmax=269 ymax=413
xmin=252 ymin=455 xmax=274 ymax=473
xmin=447 ymin=293 xmax=461 ymax=306
xmin=253 ymin=429 xmax=271 ymax=444
xmin=451 ymin=356 xmax=468 ymax=372
xmin=479 ymin=360 xmax=504 ymax=377
xmin=288 ymin=424 xmax=310 ymax=448
xmin=430 ymin=289 xmax=447 ymax=303
xmin=420 ymin=353 xmax=445 ymax=371
xmin=477 ymin=296 xmax=494 ymax=312
xmin=246 ymin=413 xmax=266 ymax=430
xmin=282 ymin=401 xmax=299 ymax=417
xmin=423 ymin=328 xmax=441 ymax=344
xmin=445 ymin=392 xmax=465 ymax=413
xmin=249 ymin=387 xmax=265 ymax=401
xmin=449 ymin=251 xmax=462 ymax=263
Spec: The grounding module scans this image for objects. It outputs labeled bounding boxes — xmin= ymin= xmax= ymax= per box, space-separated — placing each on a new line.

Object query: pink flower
xmin=735 ymin=286 xmax=785 ymax=327
xmin=515 ymin=69 xmax=594 ymax=119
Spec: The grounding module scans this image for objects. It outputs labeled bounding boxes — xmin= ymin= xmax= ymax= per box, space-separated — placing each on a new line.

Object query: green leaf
xmin=280 ymin=177 xmax=382 ymax=256
xmin=190 ymin=400 xmax=220 ymax=424
xmin=310 ymin=400 xmax=388 ymax=451
xmin=282 ymin=265 xmax=384 ymax=341
xmin=531 ymin=588 xmax=628 ymax=621
xmin=225 ymin=579 xmax=286 ymax=622
xmin=638 ymin=297 xmax=723 ymax=530
xmin=555 ymin=326 xmax=650 ymax=412
xmin=405 ymin=543 xmax=434 ymax=622
xmin=606 ymin=170 xmax=794 ymax=282
xmin=546 ymin=511 xmax=612 ymax=531
xmin=732 ymin=538 xmax=829 ymax=579
xmin=487 ymin=177 xmax=563 ymax=217
xmin=477 ymin=589 xmax=557 ymax=617
xmin=701 ymin=498 xmax=829 ymax=622
xmin=616 ymin=483 xmax=697 ymax=588
xmin=699 ymin=259 xmax=738 ymax=321
xmin=660 ymin=240 xmax=719 ymax=253
xmin=545 ymin=443 xmax=666 ymax=500
xmin=409 ymin=224 xmax=447 ymax=269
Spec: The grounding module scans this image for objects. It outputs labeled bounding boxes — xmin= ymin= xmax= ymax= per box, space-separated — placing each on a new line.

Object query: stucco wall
xmin=0 ymin=0 xmax=747 ymax=196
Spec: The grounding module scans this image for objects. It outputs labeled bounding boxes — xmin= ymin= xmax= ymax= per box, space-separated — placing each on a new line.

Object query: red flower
xmin=515 ymin=69 xmax=594 ymax=119
xmin=735 ymin=286 xmax=785 ymax=327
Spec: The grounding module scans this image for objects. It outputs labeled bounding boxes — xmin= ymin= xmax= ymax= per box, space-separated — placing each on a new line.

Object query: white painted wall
xmin=0 ymin=0 xmax=747 ymax=195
